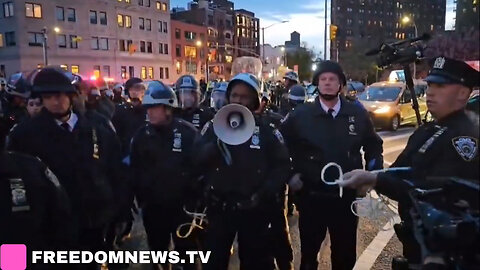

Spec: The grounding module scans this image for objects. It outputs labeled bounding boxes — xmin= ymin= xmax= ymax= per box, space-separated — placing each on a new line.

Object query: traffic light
xmin=330 ymin=24 xmax=338 ymax=40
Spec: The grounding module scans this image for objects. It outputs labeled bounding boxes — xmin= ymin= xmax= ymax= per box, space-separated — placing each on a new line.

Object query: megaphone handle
xmin=217 ymin=138 xmax=233 ymax=166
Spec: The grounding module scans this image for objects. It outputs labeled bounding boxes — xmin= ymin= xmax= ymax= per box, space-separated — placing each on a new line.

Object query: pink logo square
xmin=0 ymin=244 xmax=27 ymax=270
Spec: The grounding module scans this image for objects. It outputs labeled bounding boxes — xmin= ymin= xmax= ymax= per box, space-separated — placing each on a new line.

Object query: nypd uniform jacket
xmin=130 ymin=118 xmax=199 ymax=206
xmin=7 ymin=109 xmax=125 ymax=229
xmin=375 ymin=110 xmax=479 ymax=204
xmin=281 ymin=96 xmax=384 ymax=199
xmin=0 ymin=151 xmax=73 ymax=252
xmin=111 ymin=102 xmax=146 ymax=157
xmin=194 ymin=115 xmax=290 ymax=203
xmin=175 ymin=107 xmax=214 ymax=129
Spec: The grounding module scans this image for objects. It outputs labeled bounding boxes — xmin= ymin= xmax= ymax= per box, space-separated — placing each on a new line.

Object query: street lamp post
xmin=196 ymin=40 xmax=208 ymax=82
xmin=41 ymin=27 xmax=61 ymax=67
xmin=401 ymin=16 xmax=418 ymax=79
xmin=280 ymin=46 xmax=286 ymax=67
xmin=261 ymin=20 xmax=289 ymax=64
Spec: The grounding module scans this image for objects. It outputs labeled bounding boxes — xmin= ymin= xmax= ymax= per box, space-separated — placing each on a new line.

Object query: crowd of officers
xmin=0 ymin=55 xmax=479 ymax=270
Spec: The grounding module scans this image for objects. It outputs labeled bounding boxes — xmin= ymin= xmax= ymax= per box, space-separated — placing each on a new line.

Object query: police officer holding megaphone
xmin=194 ymin=73 xmax=291 ymax=269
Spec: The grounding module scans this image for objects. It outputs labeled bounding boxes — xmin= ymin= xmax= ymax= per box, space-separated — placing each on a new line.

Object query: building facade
xmin=170 ymin=19 xmax=207 ymax=83
xmin=172 ymin=0 xmax=235 ymax=80
xmin=260 ymin=44 xmax=286 ymax=80
xmin=330 ymin=0 xmax=446 ymax=63
xmin=454 ymin=0 xmax=479 ymax=33
xmin=0 ymin=0 xmax=172 ymax=83
xmin=233 ymin=9 xmax=260 ymax=58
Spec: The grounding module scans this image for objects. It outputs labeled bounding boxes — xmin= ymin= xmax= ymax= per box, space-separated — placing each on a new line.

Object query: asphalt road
xmin=121 ymin=126 xmax=416 ymax=270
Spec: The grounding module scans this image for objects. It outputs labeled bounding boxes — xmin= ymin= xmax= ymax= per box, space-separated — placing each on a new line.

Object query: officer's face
xmin=147 ymin=105 xmax=173 ymax=126
xmin=178 ymin=90 xmax=198 ymax=109
xmin=42 ymin=93 xmax=71 ymax=115
xmin=318 ymin=72 xmax=341 ymax=95
xmin=426 ymin=82 xmax=471 ymax=120
xmin=229 ymin=83 xmax=257 ymax=111
xmin=129 ymin=84 xmax=145 ymax=104
xmin=26 ymin=98 xmax=43 ymax=117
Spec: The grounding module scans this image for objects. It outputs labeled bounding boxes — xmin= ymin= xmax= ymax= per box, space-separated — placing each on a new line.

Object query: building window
xmin=25 ymin=3 xmax=42 ymax=18
xmin=60 ymin=64 xmax=68 ymax=71
xmin=146 ymin=19 xmax=151 ymax=31
xmin=176 ymin=61 xmax=182 ymax=74
xmin=175 ymin=28 xmax=181 ymax=39
xmin=148 ymin=66 xmax=153 ymax=79
xmin=140 ymin=41 xmax=146 ymax=52
xmin=56 ymin=35 xmax=66 ymax=49
xmin=156 ymin=1 xmax=161 ymax=10
xmin=5 ymin=32 xmax=15 ymax=46
xmin=70 ymin=35 xmax=78 ymax=48
xmin=91 ymin=37 xmax=99 ymax=50
xmin=141 ymin=66 xmax=147 ymax=79
xmin=28 ymin=32 xmax=43 ymax=46
xmin=184 ymin=31 xmax=196 ymax=40
xmin=99 ymin=12 xmax=107 ymax=25
xmin=164 ymin=44 xmax=168 ymax=54
xmin=0 ymin=34 xmax=4 ymax=48
xmin=186 ymin=62 xmax=197 ymax=74
xmin=138 ymin=0 xmax=144 ymax=6
xmin=56 ymin=6 xmax=64 ymax=21
xmin=162 ymin=3 xmax=167 ymax=11
xmin=159 ymin=43 xmax=163 ymax=54
xmin=121 ymin=66 xmax=127 ymax=79
xmin=145 ymin=0 xmax=151 ymax=7
xmin=184 ymin=46 xmax=197 ymax=58
xmin=225 ymin=33 xmax=231 ymax=39
xmin=119 ymin=40 xmax=126 ymax=51
xmin=163 ymin=22 xmax=168 ymax=33
xmin=67 ymin=8 xmax=76 ymax=22
xmin=139 ymin=17 xmax=145 ymax=30
xmin=71 ymin=65 xmax=79 ymax=74
xmin=125 ymin=15 xmax=132 ymax=28
xmin=165 ymin=68 xmax=169 ymax=79
xmin=129 ymin=66 xmax=134 ymax=78
xmin=99 ymin=38 xmax=108 ymax=50
xmin=159 ymin=67 xmax=164 ymax=79
xmin=3 ymin=2 xmax=14 ymax=17
xmin=117 ymin=14 xmax=124 ymax=27
xmin=103 ymin=66 xmax=110 ymax=77
xmin=147 ymin=41 xmax=152 ymax=53
xmin=176 ymin=45 xmax=181 ymax=57
xmin=93 ymin=65 xmax=101 ymax=78
xmin=90 ymin=10 xmax=97 ymax=24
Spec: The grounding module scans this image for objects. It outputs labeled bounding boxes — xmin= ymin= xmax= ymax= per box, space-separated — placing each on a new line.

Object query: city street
xmin=124 ymin=126 xmax=416 ymax=270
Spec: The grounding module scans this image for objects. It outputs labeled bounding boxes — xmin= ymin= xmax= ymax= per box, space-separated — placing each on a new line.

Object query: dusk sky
xmin=171 ymin=0 xmax=456 ymax=57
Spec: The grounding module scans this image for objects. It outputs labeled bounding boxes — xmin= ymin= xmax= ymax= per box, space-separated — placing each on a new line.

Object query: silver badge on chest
xmin=452 ymin=136 xmax=478 ymax=161
xmin=10 ymin=178 xmax=30 ymax=212
xmin=172 ymin=129 xmax=182 ymax=152
xmin=250 ymin=126 xmax=261 ymax=149
xmin=348 ymin=116 xmax=357 ymax=135
xmin=192 ymin=113 xmax=201 ymax=127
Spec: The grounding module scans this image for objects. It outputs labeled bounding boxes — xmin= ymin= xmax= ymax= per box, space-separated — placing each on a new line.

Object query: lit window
xmin=0 ymin=34 xmax=4 ymax=48
xmin=71 ymin=65 xmax=79 ymax=74
xmin=148 ymin=67 xmax=153 ymax=79
xmin=141 ymin=66 xmax=147 ymax=79
xmin=185 ymin=46 xmax=197 ymax=58
xmin=125 ymin=16 xmax=132 ymax=28
xmin=156 ymin=1 xmax=161 ymax=10
xmin=60 ymin=64 xmax=68 ymax=71
xmin=118 ymin=14 xmax=124 ymax=27
xmin=162 ymin=3 xmax=167 ymax=11
xmin=93 ymin=66 xmax=101 ymax=78
xmin=25 ymin=3 xmax=42 ymax=18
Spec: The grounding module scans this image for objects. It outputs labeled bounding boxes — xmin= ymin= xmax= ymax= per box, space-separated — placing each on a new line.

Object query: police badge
xmin=452 ymin=136 xmax=478 ymax=161
xmin=250 ymin=126 xmax=261 ymax=149
xmin=9 ymin=178 xmax=30 ymax=212
xmin=173 ymin=132 xmax=182 ymax=152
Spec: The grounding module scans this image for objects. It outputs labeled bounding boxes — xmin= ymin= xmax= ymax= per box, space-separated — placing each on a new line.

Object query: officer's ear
xmin=457 ymin=85 xmax=471 ymax=103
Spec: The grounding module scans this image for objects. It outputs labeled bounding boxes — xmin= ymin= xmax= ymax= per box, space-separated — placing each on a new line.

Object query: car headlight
xmin=374 ymin=106 xmax=391 ymax=114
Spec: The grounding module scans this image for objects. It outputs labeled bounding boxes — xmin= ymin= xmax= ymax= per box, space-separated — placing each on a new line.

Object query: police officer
xmin=194 ymin=73 xmax=291 ymax=269
xmin=93 ymin=78 xmax=116 ymax=119
xmin=340 ymin=56 xmax=480 ymax=265
xmin=280 ymin=61 xmax=383 ymax=270
xmin=111 ymin=77 xmax=146 ymax=157
xmin=1 ymin=72 xmax=31 ymax=130
xmin=210 ymin=81 xmax=228 ymax=113
xmin=288 ymin=84 xmax=307 ymax=110
xmin=112 ymin=83 xmax=126 ymax=104
xmin=130 ymin=80 xmax=199 ymax=270
xmin=1 ymin=122 xmax=73 ymax=269
xmin=175 ymin=75 xmax=214 ymax=129
xmin=279 ymin=71 xmax=299 ymax=116
xmin=7 ymin=67 xmax=126 ymax=269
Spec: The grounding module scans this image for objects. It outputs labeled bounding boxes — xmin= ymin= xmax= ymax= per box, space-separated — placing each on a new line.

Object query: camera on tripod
xmin=366 ymin=33 xmax=431 ymax=68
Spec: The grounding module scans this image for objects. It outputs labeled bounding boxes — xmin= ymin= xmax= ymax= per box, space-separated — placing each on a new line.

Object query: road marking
xmin=354 ymin=191 xmax=400 ymax=270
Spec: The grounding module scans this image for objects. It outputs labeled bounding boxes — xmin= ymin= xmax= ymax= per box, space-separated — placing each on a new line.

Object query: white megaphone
xmin=213 ymin=104 xmax=256 ymax=145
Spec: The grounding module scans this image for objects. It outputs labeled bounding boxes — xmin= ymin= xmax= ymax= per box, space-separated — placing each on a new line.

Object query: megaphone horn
xmin=213 ymin=104 xmax=256 ymax=145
